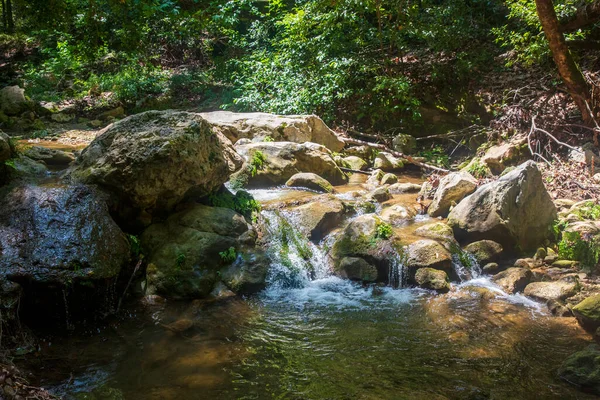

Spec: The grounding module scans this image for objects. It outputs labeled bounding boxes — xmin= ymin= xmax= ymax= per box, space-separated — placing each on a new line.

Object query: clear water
xmin=26 ymin=184 xmax=597 ymax=400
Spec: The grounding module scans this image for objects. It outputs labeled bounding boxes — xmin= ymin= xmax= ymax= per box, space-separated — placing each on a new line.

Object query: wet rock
xmin=200 ymin=111 xmax=345 ymax=152
xmin=463 ymin=240 xmax=503 ymax=264
xmin=141 ymin=204 xmax=250 ymax=299
xmin=0 ymin=86 xmax=29 ymax=116
xmin=342 ymin=156 xmax=367 ymax=171
xmin=368 ymin=186 xmax=391 ymax=203
xmin=492 ymin=268 xmax=532 ymax=294
xmin=392 ymin=133 xmax=417 ymax=154
xmin=405 ymin=240 xmax=453 ymax=280
xmin=11 ymin=155 xmax=48 ymax=178
xmin=285 ymin=172 xmax=333 ymax=193
xmin=414 ymin=268 xmax=450 ymax=293
xmin=365 ymin=169 xmax=384 ymax=189
xmin=220 ymin=252 xmax=268 ymax=294
xmin=162 ymin=318 xmax=194 ymax=333
xmin=332 ymin=214 xmax=399 ymax=283
xmin=572 ymin=294 xmax=600 ymax=330
xmin=0 ymin=184 xmax=129 ymax=286
xmin=210 ymin=282 xmax=236 ymax=299
xmin=481 ymin=138 xmax=528 ymax=175
xmin=547 ymin=299 xmax=572 ymax=317
xmin=234 ymin=141 xmax=346 ymax=188
xmin=381 ymin=204 xmax=417 ymax=224
xmin=380 ymin=173 xmax=398 ymax=185
xmin=482 ymin=262 xmax=500 ymax=274
xmin=0 ymin=281 xmax=22 ymax=328
xmin=373 ymin=152 xmax=404 ymax=171
xmin=447 ymin=161 xmax=557 ymax=250
xmin=337 ymin=257 xmax=378 ymax=282
xmin=69 ymin=110 xmax=243 ymax=226
xmin=0 ymin=132 xmax=14 ymax=185
xmin=558 ymin=344 xmax=600 ymax=395
xmin=428 ymin=171 xmax=477 ymax=218
xmin=24 ymin=146 xmax=75 ymax=166
xmin=388 ymin=182 xmax=422 ymax=194
xmin=290 ymin=194 xmax=345 ymax=241
xmin=524 ymin=281 xmax=579 ymax=301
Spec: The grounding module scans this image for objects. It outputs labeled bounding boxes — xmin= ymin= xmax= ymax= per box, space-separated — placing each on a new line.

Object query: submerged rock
xmin=447 ymin=161 xmax=556 ymax=250
xmin=69 ymin=110 xmax=243 ymax=226
xmin=428 ymin=171 xmax=477 ymax=218
xmin=492 ymin=268 xmax=532 ymax=294
xmin=200 ymin=111 xmax=345 ymax=152
xmin=414 ymin=268 xmax=450 ymax=293
xmin=285 ymin=172 xmax=333 ymax=193
xmin=141 ymin=204 xmax=251 ymax=299
xmin=0 ymin=184 xmax=129 ymax=284
xmin=558 ymin=345 xmax=600 ymax=395
xmin=524 ymin=281 xmax=579 ymax=302
xmin=463 ymin=240 xmax=503 ymax=265
xmin=234 ymin=141 xmax=347 ymax=187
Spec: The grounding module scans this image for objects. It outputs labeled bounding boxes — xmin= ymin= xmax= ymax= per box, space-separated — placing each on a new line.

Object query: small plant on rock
xmin=375 ymin=221 xmax=393 ymax=240
xmin=219 ymin=247 xmax=237 ymax=264
xmin=250 ymin=150 xmax=267 ymax=177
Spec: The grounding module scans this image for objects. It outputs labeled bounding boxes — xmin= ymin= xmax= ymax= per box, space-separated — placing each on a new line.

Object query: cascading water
xmin=452 ymin=251 xmax=482 ymax=282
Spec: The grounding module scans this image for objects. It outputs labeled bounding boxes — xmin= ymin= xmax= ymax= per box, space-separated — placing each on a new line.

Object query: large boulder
xmin=427 ymin=171 xmax=477 ymax=217
xmin=524 ymin=281 xmax=579 ymax=302
xmin=332 ymin=214 xmax=399 ymax=283
xmin=68 ymin=110 xmax=243 ymax=225
xmin=288 ymin=194 xmax=346 ymax=241
xmin=492 ymin=268 xmax=532 ymax=294
xmin=0 ymin=184 xmax=129 ymax=284
xmin=572 ymin=294 xmax=600 ymax=330
xmin=234 ymin=141 xmax=347 ymax=187
xmin=337 ymin=257 xmax=378 ymax=282
xmin=558 ymin=345 xmax=600 ymax=395
xmin=405 ymin=240 xmax=454 ymax=280
xmin=0 ymin=86 xmax=29 ymax=116
xmin=200 ymin=111 xmax=345 ymax=152
xmin=285 ymin=172 xmax=333 ymax=193
xmin=447 ymin=161 xmax=557 ymax=250
xmin=342 ymin=156 xmax=367 ymax=171
xmin=141 ymin=204 xmax=251 ymax=299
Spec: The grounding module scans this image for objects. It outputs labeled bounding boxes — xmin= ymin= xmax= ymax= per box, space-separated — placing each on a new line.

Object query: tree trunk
xmin=5 ymin=0 xmax=12 ymax=33
xmin=535 ymin=0 xmax=594 ymax=125
xmin=1 ymin=0 xmax=6 ymax=33
xmin=560 ymin=0 xmax=600 ymax=33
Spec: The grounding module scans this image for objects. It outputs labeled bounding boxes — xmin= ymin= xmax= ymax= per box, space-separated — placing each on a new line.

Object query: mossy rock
xmin=285 ymin=172 xmax=333 ymax=193
xmin=573 ymin=295 xmax=600 ymax=330
xmin=464 ymin=240 xmax=503 ymax=264
xmin=558 ymin=345 xmax=600 ymax=395
xmin=337 ymin=257 xmax=378 ymax=282
xmin=414 ymin=268 xmax=450 ymax=293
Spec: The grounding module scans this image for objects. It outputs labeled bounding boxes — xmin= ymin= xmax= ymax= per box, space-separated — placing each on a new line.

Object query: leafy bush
xmin=376 ymin=221 xmax=393 ymax=240
xmin=250 ymin=150 xmax=267 ymax=177
xmin=219 ymin=247 xmax=237 ymax=264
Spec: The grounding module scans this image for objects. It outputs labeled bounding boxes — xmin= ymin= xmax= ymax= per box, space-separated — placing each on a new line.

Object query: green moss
xmin=208 ymin=189 xmax=261 ymax=221
xmin=219 ymin=246 xmax=237 ymax=264
xmin=250 ymin=150 xmax=267 ymax=177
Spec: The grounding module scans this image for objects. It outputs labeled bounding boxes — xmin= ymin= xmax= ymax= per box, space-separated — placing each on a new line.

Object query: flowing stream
xmin=25 ymin=179 xmax=597 ymax=400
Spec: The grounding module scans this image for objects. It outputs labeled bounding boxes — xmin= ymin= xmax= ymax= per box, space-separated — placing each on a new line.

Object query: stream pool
xmin=24 ymin=178 xmax=597 ymax=400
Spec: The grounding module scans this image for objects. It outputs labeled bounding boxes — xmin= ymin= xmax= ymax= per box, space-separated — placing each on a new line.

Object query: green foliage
xmin=128 ymin=234 xmax=141 ymax=258
xmin=570 ymin=202 xmax=600 ymax=221
xmin=175 ymin=253 xmax=186 ymax=270
xmin=557 ymin=230 xmax=600 ymax=270
xmin=250 ymin=150 xmax=267 ymax=177
xmin=208 ymin=189 xmax=261 ymax=221
xmin=375 ymin=221 xmax=393 ymax=240
xmin=263 ymin=135 xmax=274 ymax=142
xmin=417 ymin=145 xmax=450 ymax=168
xmin=466 ymin=158 xmax=489 ymax=179
xmin=219 ymin=247 xmax=237 ymax=264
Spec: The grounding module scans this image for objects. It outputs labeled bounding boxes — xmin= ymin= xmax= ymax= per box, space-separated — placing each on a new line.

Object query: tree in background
xmin=535 ymin=0 xmax=596 ymax=125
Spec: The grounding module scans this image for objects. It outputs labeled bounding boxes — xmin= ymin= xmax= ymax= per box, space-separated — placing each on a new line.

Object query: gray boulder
xmin=492 ymin=268 xmax=532 ymax=294
xmin=428 ymin=171 xmax=477 ymax=217
xmin=448 ymin=161 xmax=556 ymax=250
xmin=414 ymin=268 xmax=450 ymax=293
xmin=285 ymin=172 xmax=333 ymax=193
xmin=0 ymin=86 xmax=29 ymax=116
xmin=405 ymin=240 xmax=454 ymax=280
xmin=24 ymin=146 xmax=75 ymax=166
xmin=200 ymin=111 xmax=345 ymax=152
xmin=69 ymin=110 xmax=243 ymax=225
xmin=524 ymin=281 xmax=579 ymax=302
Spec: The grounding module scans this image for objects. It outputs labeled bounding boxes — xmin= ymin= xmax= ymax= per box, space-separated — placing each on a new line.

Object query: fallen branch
xmin=342 ymin=137 xmax=450 ymax=173
xmin=527 ymin=116 xmax=583 ymax=165
xmin=415 ymin=125 xmax=489 ymax=141
xmin=116 ymin=258 xmax=143 ymax=314
xmin=339 ymin=167 xmax=371 ymax=175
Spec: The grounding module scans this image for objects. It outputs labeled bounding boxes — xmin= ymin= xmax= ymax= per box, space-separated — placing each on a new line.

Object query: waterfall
xmin=452 ymin=251 xmax=482 ymax=282
xmin=261 ymin=210 xmax=332 ymax=290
